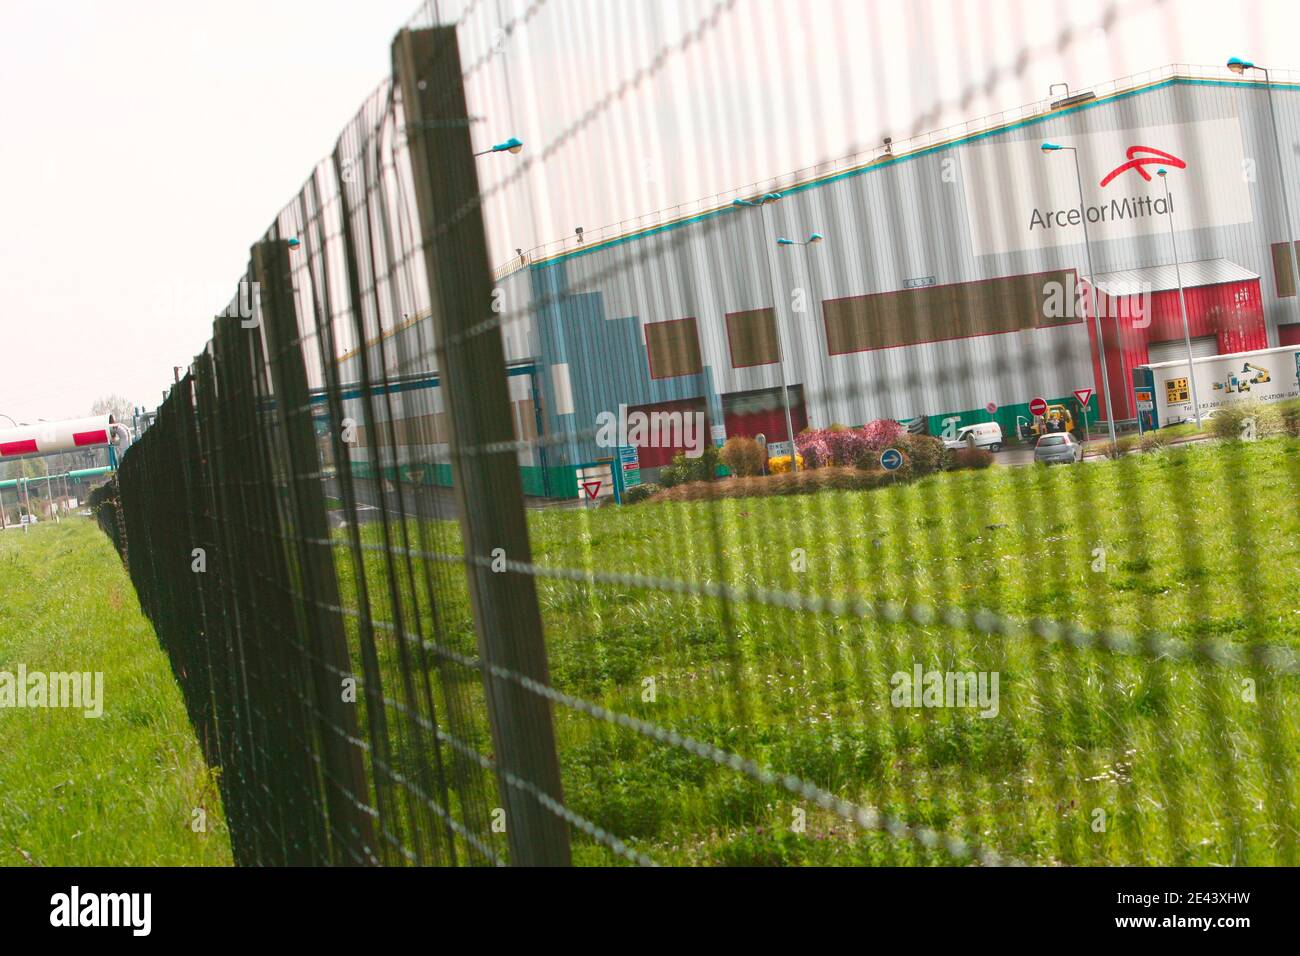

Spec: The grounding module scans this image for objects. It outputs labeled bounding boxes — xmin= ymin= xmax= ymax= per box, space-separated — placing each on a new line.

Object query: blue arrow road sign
xmin=880 ymin=448 xmax=903 ymax=471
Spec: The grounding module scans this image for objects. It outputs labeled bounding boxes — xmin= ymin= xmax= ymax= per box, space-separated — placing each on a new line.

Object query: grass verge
xmin=0 ymin=519 xmax=231 ymax=866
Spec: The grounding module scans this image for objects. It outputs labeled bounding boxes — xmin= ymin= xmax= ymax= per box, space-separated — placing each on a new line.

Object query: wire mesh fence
xmin=97 ymin=0 xmax=1300 ymax=866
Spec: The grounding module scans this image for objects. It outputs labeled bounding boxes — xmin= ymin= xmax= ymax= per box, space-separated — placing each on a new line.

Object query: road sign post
xmin=1073 ymin=388 xmax=1094 ymax=443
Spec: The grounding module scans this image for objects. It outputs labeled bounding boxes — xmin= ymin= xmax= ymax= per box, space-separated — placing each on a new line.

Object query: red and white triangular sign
xmin=581 ymin=480 xmax=602 ymax=500
xmin=1073 ymin=388 xmax=1094 ymax=407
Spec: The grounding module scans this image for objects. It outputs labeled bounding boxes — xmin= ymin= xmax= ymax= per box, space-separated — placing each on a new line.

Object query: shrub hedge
xmin=657 ymin=444 xmax=721 ymax=487
xmin=720 ymin=436 xmax=764 ymax=477
xmin=949 ymin=446 xmax=994 ymax=470
xmin=646 ymin=466 xmax=910 ymax=503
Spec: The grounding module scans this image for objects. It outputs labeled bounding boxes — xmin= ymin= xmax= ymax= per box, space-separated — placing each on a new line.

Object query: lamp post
xmin=776 ymin=233 xmax=825 ymax=247
xmin=732 ymin=193 xmax=804 ymax=473
xmin=776 ymin=233 xmax=826 ymax=472
xmin=1156 ymin=168 xmax=1203 ymax=429
xmin=1042 ymin=142 xmax=1118 ymax=445
xmin=474 ymin=136 xmax=524 ymax=157
xmin=1228 ymin=57 xmax=1300 ymax=323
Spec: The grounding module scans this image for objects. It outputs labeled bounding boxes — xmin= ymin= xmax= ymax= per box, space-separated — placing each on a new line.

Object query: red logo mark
xmin=1099 ymin=146 xmax=1186 ymax=187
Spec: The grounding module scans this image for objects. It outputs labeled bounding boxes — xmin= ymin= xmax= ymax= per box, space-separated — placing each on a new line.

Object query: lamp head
xmin=1226 ymin=57 xmax=1253 ymax=74
xmin=761 ymin=192 xmax=783 ymax=203
xmin=1041 ymin=142 xmax=1062 ymax=152
xmin=807 ymin=232 xmax=824 ymax=244
xmin=492 ymin=136 xmax=524 ymax=153
xmin=1156 ymin=167 xmax=1167 ymax=177
xmin=776 ymin=237 xmax=794 ymax=246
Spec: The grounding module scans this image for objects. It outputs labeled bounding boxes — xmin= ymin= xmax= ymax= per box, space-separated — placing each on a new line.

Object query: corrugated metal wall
xmin=507 ymin=75 xmax=1300 ymax=471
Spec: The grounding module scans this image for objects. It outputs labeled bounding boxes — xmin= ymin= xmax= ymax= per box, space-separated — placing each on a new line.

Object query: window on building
xmin=725 ymin=308 xmax=779 ymax=367
xmin=1271 ymin=241 xmax=1300 ymax=298
xmin=645 ymin=317 xmax=703 ymax=379
xmin=822 ymin=269 xmax=1079 ymax=355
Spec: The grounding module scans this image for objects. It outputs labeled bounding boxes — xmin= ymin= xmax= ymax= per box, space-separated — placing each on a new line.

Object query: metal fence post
xmin=252 ymin=238 xmax=379 ymax=865
xmin=392 ymin=24 xmax=571 ymax=865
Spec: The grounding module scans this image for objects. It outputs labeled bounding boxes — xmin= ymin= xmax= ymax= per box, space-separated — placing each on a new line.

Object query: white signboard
xmin=576 ymin=463 xmax=614 ymax=500
xmin=1149 ymin=346 xmax=1300 ymax=426
xmin=960 ymin=118 xmax=1252 ymax=257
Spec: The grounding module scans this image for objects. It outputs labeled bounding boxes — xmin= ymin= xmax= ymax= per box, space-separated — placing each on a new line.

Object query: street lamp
xmin=1155 ymin=168 xmax=1203 ymax=430
xmin=474 ymin=136 xmax=524 ymax=157
xmin=731 ymin=192 xmax=805 ymax=472
xmin=1041 ymin=141 xmax=1118 ymax=445
xmin=1228 ymin=57 xmax=1300 ymax=323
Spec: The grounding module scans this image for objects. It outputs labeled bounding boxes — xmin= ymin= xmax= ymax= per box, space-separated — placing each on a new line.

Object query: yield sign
xmin=581 ymin=480 xmax=602 ymax=500
xmin=1073 ymin=387 xmax=1094 ymax=408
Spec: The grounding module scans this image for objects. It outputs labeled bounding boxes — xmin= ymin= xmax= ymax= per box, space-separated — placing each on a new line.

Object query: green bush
xmin=949 ymin=446 xmax=993 ymax=470
xmin=720 ymin=436 xmax=764 ymax=477
xmin=656 ymin=460 xmax=688 ymax=488
xmin=900 ymin=433 xmax=946 ymax=476
xmin=1138 ymin=430 xmax=1172 ymax=452
xmin=856 ymin=450 xmax=911 ymax=480
xmin=1209 ymin=400 xmax=1280 ymax=442
xmin=620 ymin=483 xmax=658 ymax=505
xmin=657 ymin=444 xmax=720 ymax=488
xmin=1279 ymin=398 xmax=1300 ymax=437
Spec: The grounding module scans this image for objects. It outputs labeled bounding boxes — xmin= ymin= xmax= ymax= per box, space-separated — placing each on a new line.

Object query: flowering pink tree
xmin=860 ymin=418 xmax=906 ymax=451
xmin=794 ymin=429 xmax=833 ymax=468
xmin=794 ymin=420 xmax=906 ymax=468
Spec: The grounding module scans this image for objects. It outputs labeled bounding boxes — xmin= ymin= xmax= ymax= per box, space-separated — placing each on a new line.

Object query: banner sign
xmin=960 ymin=119 xmax=1252 ymax=257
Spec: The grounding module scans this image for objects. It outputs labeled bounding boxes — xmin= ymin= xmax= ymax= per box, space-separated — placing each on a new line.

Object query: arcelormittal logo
xmin=1099 ymin=146 xmax=1186 ymax=187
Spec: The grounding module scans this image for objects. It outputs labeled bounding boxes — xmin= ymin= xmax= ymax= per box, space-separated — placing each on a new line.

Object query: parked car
xmin=943 ymin=421 xmax=1004 ymax=452
xmin=1034 ymin=432 xmax=1082 ymax=464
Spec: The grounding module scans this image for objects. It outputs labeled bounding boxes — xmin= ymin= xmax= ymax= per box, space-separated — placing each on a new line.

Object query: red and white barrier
xmin=0 ymin=415 xmax=117 ymax=458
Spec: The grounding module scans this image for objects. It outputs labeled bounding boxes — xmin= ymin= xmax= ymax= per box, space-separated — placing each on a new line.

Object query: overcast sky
xmin=1 ymin=0 xmax=1295 ymax=425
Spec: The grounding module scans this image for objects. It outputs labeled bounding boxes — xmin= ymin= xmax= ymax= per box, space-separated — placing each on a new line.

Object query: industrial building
xmin=341 ymin=64 xmax=1300 ymax=496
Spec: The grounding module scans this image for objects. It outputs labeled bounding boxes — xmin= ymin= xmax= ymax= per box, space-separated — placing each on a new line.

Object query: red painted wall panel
xmin=722 ymin=388 xmax=808 ymax=445
xmin=624 ymin=397 xmax=710 ymax=468
xmin=1279 ymin=324 xmax=1300 ymax=347
xmin=1087 ymin=278 xmax=1267 ymax=420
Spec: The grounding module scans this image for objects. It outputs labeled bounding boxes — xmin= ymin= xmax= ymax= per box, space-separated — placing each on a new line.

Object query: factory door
xmin=623 ymin=396 xmax=710 ymax=469
xmin=722 ymin=385 xmax=807 ymax=444
xmin=1146 ymin=335 xmax=1219 ymax=364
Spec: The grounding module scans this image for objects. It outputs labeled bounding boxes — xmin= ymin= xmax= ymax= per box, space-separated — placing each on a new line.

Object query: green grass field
xmin=0 ymin=519 xmax=231 ymax=866
xmin=341 ymin=436 xmax=1300 ymax=866
xmin=7 ymin=439 xmax=1297 ymax=867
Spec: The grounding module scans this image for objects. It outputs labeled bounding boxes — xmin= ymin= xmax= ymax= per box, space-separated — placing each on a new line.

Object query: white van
xmin=943 ymin=422 xmax=1004 ymax=452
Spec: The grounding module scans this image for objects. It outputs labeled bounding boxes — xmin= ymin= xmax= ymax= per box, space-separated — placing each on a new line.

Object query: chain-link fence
xmin=99 ymin=1 xmax=1300 ymax=866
